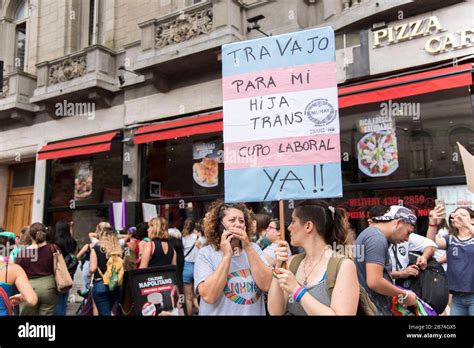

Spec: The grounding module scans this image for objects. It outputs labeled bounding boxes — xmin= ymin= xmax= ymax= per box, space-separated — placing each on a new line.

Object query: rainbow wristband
xmin=292 ymin=286 xmax=308 ymax=303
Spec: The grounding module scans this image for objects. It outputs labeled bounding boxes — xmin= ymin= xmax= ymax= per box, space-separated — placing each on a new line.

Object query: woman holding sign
xmin=267 ymin=200 xmax=359 ymax=315
xmin=194 ymin=200 xmax=272 ymax=315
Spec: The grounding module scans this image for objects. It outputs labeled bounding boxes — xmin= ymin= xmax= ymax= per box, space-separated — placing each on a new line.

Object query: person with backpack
xmin=427 ymin=205 xmax=474 ymax=315
xmin=0 ymin=234 xmax=37 ymax=316
xmin=182 ymin=219 xmax=205 ymax=315
xmin=89 ymin=226 xmax=124 ymax=316
xmin=54 ymin=220 xmax=78 ymax=315
xmin=16 ymin=223 xmax=59 ymax=315
xmin=368 ymin=205 xmax=447 ymax=314
xmin=267 ymin=200 xmax=360 ymax=315
xmin=140 ymin=217 xmax=176 ymax=268
xmin=355 ymin=205 xmax=418 ymax=316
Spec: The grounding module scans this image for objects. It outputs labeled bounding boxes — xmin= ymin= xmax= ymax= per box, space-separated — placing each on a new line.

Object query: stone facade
xmin=0 ymin=0 xmax=472 ymax=227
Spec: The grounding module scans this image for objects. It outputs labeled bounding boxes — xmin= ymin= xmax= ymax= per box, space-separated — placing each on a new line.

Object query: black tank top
xmin=149 ymin=239 xmax=174 ymax=267
xmin=93 ymin=245 xmax=108 ymax=281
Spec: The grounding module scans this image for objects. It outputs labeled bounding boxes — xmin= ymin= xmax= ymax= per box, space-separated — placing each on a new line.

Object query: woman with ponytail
xmin=16 ymin=223 xmax=58 ymax=315
xmin=267 ymin=200 xmax=359 ymax=315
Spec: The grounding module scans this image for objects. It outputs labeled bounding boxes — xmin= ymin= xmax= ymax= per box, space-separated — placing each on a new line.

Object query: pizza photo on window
xmin=357 ymin=130 xmax=399 ymax=177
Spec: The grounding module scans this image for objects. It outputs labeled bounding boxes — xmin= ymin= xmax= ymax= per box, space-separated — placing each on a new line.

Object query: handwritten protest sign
xmin=222 ymin=26 xmax=342 ymax=202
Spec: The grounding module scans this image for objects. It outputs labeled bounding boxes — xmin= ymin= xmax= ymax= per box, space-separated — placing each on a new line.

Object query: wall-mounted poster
xmin=192 ymin=141 xmax=218 ymax=188
xmin=74 ymin=161 xmax=93 ymax=200
xmin=149 ymin=181 xmax=161 ymax=198
xmin=357 ymin=115 xmax=399 ymax=177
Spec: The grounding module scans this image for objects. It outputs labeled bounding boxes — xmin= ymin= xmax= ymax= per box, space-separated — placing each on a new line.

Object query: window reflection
xmin=145 ymin=133 xmax=223 ymax=199
xmin=340 ymin=87 xmax=473 ymax=183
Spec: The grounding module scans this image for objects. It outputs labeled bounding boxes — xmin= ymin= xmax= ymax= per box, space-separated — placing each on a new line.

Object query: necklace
xmin=303 ymin=249 xmax=327 ymax=286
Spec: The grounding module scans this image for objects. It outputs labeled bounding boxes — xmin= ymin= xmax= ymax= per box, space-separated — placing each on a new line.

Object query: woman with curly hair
xmin=89 ymin=226 xmax=122 ymax=316
xmin=194 ymin=200 xmax=272 ymax=315
xmin=268 ymin=200 xmax=359 ymax=315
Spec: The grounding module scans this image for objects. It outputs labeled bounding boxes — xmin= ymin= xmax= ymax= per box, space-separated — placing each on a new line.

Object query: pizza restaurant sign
xmin=372 ymin=16 xmax=473 ymax=55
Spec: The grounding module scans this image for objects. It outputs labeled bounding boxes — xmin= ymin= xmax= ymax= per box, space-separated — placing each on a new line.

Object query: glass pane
xmin=332 ymin=187 xmax=437 ymax=235
xmin=47 ymin=208 xmax=109 ymax=247
xmin=47 ymin=140 xmax=122 ymax=208
xmin=15 ymin=23 xmax=26 ymax=71
xmin=145 ymin=132 xmax=224 ymax=199
xmin=340 ymin=87 xmax=474 ymax=184
xmin=12 ymin=162 xmax=35 ymax=188
xmin=14 ymin=0 xmax=27 ymax=21
xmin=88 ymin=0 xmax=95 ymax=45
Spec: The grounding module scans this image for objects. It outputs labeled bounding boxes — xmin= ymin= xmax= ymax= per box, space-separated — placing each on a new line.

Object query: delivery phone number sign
xmin=222 ymin=26 xmax=342 ymax=202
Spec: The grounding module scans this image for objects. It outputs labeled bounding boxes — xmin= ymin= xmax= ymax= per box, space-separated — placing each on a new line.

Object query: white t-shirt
xmin=182 ymin=234 xmax=206 ymax=263
xmin=194 ymin=243 xmax=268 ymax=316
xmin=389 ymin=233 xmax=437 ymax=272
xmin=262 ymin=242 xmax=292 ymax=265
xmin=434 ymin=228 xmax=449 ymax=271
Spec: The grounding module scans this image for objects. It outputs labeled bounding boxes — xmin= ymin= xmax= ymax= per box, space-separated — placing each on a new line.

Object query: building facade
xmin=0 ymin=0 xmax=473 ymax=243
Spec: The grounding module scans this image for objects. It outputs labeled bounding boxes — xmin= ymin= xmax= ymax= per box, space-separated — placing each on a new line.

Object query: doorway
xmin=4 ymin=162 xmax=35 ymax=235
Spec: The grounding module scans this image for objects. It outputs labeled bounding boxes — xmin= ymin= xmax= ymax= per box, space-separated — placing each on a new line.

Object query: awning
xmin=38 ymin=131 xmax=118 ymax=160
xmin=338 ymin=63 xmax=473 ymax=108
xmin=134 ymin=111 xmax=223 ymax=145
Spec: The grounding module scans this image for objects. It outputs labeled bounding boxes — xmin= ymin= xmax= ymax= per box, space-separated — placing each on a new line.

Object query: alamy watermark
xmin=217 ymin=149 xmax=258 ymax=168
xmin=0 ymin=242 xmax=38 ymax=262
xmin=380 ymin=100 xmax=420 ymax=121
xmin=55 ymin=100 xmax=96 ymax=120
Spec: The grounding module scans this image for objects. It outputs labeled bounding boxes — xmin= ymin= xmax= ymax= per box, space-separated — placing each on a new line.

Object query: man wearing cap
xmin=368 ymin=205 xmax=437 ymax=282
xmin=355 ymin=205 xmax=418 ymax=315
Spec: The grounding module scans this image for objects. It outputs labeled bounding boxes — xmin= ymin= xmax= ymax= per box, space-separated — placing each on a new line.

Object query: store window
xmin=332 ymin=187 xmax=437 ymax=235
xmin=46 ymin=208 xmax=110 ymax=246
xmin=11 ymin=162 xmax=35 ymax=188
xmin=340 ymin=87 xmax=474 ymax=184
xmin=47 ymin=140 xmax=122 ymax=207
xmin=45 ymin=139 xmax=122 ymax=243
xmin=143 ymin=132 xmax=223 ymax=200
xmin=88 ymin=0 xmax=100 ymax=46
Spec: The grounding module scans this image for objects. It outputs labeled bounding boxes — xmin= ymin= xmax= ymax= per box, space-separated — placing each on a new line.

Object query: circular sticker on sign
xmin=304 ymin=98 xmax=336 ymax=127
xmin=142 ymin=302 xmax=157 ymax=316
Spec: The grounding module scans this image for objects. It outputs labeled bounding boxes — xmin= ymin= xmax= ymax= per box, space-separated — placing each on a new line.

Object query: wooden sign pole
xmin=279 ymin=200 xmax=285 ymax=241
xmin=279 ymin=200 xmax=287 ymax=269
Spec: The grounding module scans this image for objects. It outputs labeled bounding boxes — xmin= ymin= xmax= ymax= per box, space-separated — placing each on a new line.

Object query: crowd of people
xmin=0 ymin=199 xmax=472 ymax=316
